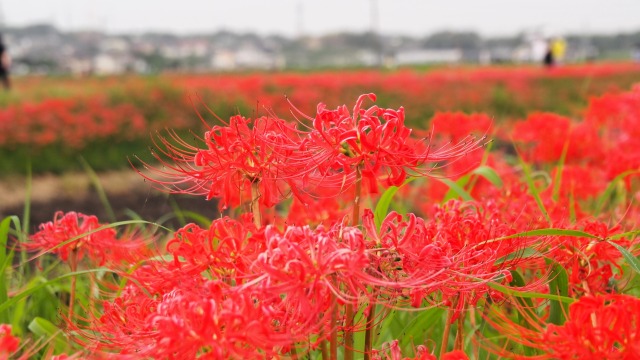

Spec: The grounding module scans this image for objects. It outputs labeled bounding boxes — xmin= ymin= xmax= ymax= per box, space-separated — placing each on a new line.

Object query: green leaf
xmin=552 ymin=140 xmax=570 ymax=202
xmin=28 ymin=220 xmax=171 ymax=261
xmin=494 ymin=247 xmax=541 ymax=265
xmin=80 ymin=157 xmax=116 ymax=223
xmin=0 ymin=217 xmax=15 ymax=324
xmin=487 ymin=280 xmax=575 ymax=304
xmin=28 ymin=317 xmax=68 ymax=354
xmin=509 ymin=270 xmax=538 ymax=356
xmin=609 ymin=230 xmax=640 ymax=241
xmin=517 ymin=155 xmax=551 ymax=225
xmin=180 ymin=211 xmax=212 ymax=228
xmin=398 ymin=307 xmax=444 ymax=351
xmin=437 ymin=178 xmax=474 ymax=202
xmin=595 ymin=170 xmax=640 ymax=215
xmin=374 ymin=178 xmax=416 ymax=230
xmin=374 ymin=186 xmax=400 ymax=230
xmin=442 ymin=175 xmax=470 ymax=202
xmin=608 ymin=241 xmax=640 ymax=274
xmin=490 ymin=228 xmax=599 ymax=242
xmin=546 ymin=259 xmax=569 ymax=325
xmin=0 ymin=268 xmax=116 ymax=314
xmin=472 ymin=166 xmax=503 ymax=189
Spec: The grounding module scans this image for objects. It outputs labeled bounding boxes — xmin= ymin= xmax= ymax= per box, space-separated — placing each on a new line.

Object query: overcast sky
xmin=3 ymin=0 xmax=639 ymax=37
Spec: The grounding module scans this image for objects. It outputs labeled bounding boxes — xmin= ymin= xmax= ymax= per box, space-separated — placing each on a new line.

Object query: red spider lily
xmin=371 ymin=340 xmax=437 ymax=360
xmin=550 ymin=165 xmax=608 ymax=202
xmin=546 ymin=221 xmax=631 ymax=296
xmin=429 ymin=112 xmax=493 ymax=143
xmin=485 ymin=294 xmax=640 ymax=359
xmin=0 ymin=325 xmax=19 ymax=360
xmin=362 ymin=201 xmax=545 ymax=316
xmin=250 ymin=223 xmax=374 ymax=305
xmin=511 ymin=112 xmax=601 ymax=165
xmin=71 ymin=220 xmax=382 ymax=357
xmin=292 ymin=93 xmax=486 ymax=194
xmin=78 ymin=280 xmax=305 ymax=358
xmin=25 ymin=211 xmax=149 ymax=266
xmin=137 ymin=113 xmax=310 ymax=210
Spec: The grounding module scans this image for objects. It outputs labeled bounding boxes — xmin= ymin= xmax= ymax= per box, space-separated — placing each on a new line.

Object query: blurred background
xmin=2 ymin=0 xmax=640 ymax=73
xmin=1 ymin=0 xmax=639 ymax=226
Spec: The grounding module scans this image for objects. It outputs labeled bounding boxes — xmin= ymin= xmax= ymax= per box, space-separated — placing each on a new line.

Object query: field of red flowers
xmin=2 ymin=62 xmax=640 ymax=359
xmin=2 ymin=62 xmax=640 ymax=175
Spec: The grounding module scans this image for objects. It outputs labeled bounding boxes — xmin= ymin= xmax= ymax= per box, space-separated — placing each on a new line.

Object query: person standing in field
xmin=0 ymin=34 xmax=11 ymax=90
xmin=551 ymin=37 xmax=567 ymax=65
xmin=543 ymin=39 xmax=554 ymax=68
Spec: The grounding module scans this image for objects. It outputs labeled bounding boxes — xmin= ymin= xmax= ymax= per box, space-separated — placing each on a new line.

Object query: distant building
xmin=394 ymin=48 xmax=463 ymax=65
xmin=211 ymin=46 xmax=284 ymax=71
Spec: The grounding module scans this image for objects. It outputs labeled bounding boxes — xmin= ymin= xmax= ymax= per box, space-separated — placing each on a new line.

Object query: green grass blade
xmin=517 ymin=156 xmax=551 ymax=225
xmin=608 ymin=241 xmax=640 ymax=274
xmin=22 ymin=161 xmax=32 ymax=235
xmin=509 ymin=270 xmax=538 ymax=356
xmin=28 ymin=317 xmax=69 ymax=354
xmin=375 ymin=185 xmax=399 ymax=230
xmin=398 ymin=307 xmax=444 ymax=351
xmin=512 ymin=143 xmax=552 ymax=224
xmin=0 ymin=217 xmax=14 ymax=324
xmin=546 ymin=260 xmax=569 ymax=325
xmin=438 ymin=178 xmax=474 ymax=202
xmin=180 ymin=210 xmax=212 ymax=228
xmin=80 ymin=157 xmax=116 ymax=223
xmin=551 ymin=140 xmax=570 ymax=202
xmin=27 ymin=220 xmax=171 ymax=260
xmin=374 ymin=178 xmax=416 ymax=230
xmin=472 ymin=165 xmax=503 ymax=189
xmin=490 ymin=228 xmax=599 ymax=242
xmin=0 ymin=268 xmax=114 ymax=313
xmin=609 ymin=230 xmax=640 ymax=241
xmin=487 ymin=280 xmax=575 ymax=304
xmin=594 ymin=170 xmax=640 ymax=215
xmin=494 ymin=247 xmax=541 ymax=265
xmin=21 ymin=162 xmax=32 ymax=273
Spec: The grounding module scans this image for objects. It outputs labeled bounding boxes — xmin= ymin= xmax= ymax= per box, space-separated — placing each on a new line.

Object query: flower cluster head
xmin=542 ymin=294 xmax=640 ymax=359
xmin=26 ymin=211 xmax=115 ymax=263
xmin=0 ymin=324 xmax=19 ymax=360
xmin=362 ymin=200 xmax=542 ymax=308
xmin=26 ymin=211 xmax=148 ymax=265
xmin=485 ymin=293 xmax=640 ymax=359
xmin=140 ymin=93 xmax=486 ymax=208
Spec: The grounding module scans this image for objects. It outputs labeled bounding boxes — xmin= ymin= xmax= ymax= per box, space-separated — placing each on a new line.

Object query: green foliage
xmin=546 ymin=260 xmax=569 ymax=326
xmin=28 ymin=317 xmax=68 ymax=354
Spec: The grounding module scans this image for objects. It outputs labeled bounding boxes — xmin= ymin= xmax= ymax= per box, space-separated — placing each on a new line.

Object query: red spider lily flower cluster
xmin=23 ymin=87 xmax=640 ymax=359
xmin=362 ymin=201 xmax=545 ymax=316
xmin=486 ymin=294 xmax=640 ymax=359
xmin=139 ymin=114 xmax=308 ymax=209
xmin=371 ymin=341 xmax=469 ymax=360
xmin=139 ymin=94 xmax=486 ymax=209
xmin=72 ymin=218 xmax=376 ymax=357
xmin=24 ymin=211 xmax=148 ymax=266
xmin=0 ymin=325 xmax=19 ymax=360
xmin=0 ymin=97 xmax=148 ymax=149
xmin=64 ymin=198 xmax=552 ymax=358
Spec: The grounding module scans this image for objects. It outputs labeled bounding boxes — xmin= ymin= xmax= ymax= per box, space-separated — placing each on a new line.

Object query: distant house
xmin=394 ymin=48 xmax=463 ymax=65
xmin=211 ymin=45 xmax=285 ymax=71
xmin=93 ymin=53 xmax=126 ymax=75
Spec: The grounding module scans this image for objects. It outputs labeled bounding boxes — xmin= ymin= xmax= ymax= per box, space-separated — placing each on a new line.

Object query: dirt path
xmin=0 ymin=169 xmax=219 ymax=230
